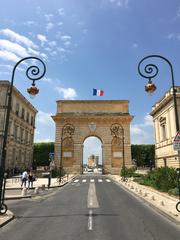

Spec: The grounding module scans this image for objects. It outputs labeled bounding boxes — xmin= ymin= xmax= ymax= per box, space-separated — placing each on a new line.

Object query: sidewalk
xmin=0 ymin=174 xmax=77 ymax=228
xmin=110 ymin=175 xmax=180 ymax=223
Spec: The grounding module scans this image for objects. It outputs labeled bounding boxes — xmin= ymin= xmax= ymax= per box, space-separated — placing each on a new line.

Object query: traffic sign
xmin=49 ymin=152 xmax=54 ymax=161
xmin=173 ymin=131 xmax=180 ymax=150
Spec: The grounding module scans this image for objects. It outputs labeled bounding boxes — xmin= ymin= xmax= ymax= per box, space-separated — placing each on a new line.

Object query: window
xmin=159 ymin=117 xmax=166 ymax=141
xmin=21 ymin=108 xmax=25 ymax=119
xmin=25 ymin=130 xmax=28 ymax=144
xmin=163 ymin=158 xmax=167 ymax=167
xmin=20 ymin=127 xmax=24 ymax=143
xmin=14 ymin=125 xmax=18 ymax=140
xmin=31 ymin=116 xmax=34 ymax=126
xmin=161 ymin=124 xmax=166 ymax=141
xmin=26 ymin=112 xmax=29 ymax=123
xmin=16 ymin=103 xmax=20 ymax=116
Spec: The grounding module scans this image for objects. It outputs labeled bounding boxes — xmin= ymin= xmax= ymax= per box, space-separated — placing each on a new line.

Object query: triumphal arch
xmin=52 ymin=100 xmax=133 ymax=174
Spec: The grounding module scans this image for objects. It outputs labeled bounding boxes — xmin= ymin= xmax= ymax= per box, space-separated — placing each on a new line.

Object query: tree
xmin=33 ymin=142 xmax=54 ymax=167
xmin=131 ymin=144 xmax=155 ymax=167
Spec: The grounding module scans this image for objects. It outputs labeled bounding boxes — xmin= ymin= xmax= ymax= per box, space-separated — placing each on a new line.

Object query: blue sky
xmin=0 ymin=0 xmax=180 ymax=148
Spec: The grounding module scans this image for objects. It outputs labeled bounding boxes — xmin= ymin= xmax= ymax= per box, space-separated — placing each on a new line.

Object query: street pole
xmin=122 ymin=127 xmax=125 ymax=181
xmin=138 ymin=55 xmax=180 ymax=211
xmin=0 ymin=57 xmax=46 ymax=214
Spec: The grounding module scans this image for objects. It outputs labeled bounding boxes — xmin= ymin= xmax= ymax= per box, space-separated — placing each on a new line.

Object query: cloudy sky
xmin=0 ymin=0 xmax=180 ymax=152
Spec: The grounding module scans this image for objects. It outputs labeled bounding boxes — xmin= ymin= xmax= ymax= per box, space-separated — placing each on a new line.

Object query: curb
xmin=5 ymin=195 xmax=31 ymax=200
xmin=4 ymin=175 xmax=78 ymax=200
xmin=0 ymin=210 xmax=14 ymax=228
xmin=110 ymin=176 xmax=180 ymax=225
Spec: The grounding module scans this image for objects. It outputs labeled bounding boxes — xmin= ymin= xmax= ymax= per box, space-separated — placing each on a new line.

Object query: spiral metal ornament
xmin=11 ymin=56 xmax=46 ymax=84
xmin=138 ymin=57 xmax=159 ymax=80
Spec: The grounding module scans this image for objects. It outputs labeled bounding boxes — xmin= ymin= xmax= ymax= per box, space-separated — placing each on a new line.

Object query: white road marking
xmin=106 ymin=179 xmax=111 ymax=182
xmin=88 ymin=210 xmax=93 ymax=230
xmin=98 ymin=179 xmax=103 ymax=182
xmin=87 ymin=183 xmax=99 ymax=208
xmin=90 ymin=179 xmax=95 ymax=182
xmin=74 ymin=179 xmax=79 ymax=183
xmin=82 ymin=179 xmax=87 ymax=183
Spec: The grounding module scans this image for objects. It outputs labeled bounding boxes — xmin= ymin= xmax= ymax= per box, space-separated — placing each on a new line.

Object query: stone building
xmin=150 ymin=87 xmax=180 ymax=168
xmin=88 ymin=155 xmax=99 ymax=168
xmin=0 ymin=80 xmax=38 ymax=171
xmin=52 ymin=100 xmax=133 ymax=174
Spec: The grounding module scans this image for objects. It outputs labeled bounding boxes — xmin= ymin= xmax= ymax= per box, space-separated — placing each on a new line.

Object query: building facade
xmin=150 ymin=87 xmax=180 ymax=168
xmin=52 ymin=100 xmax=133 ymax=174
xmin=88 ymin=155 xmax=99 ymax=168
xmin=0 ymin=80 xmax=38 ymax=171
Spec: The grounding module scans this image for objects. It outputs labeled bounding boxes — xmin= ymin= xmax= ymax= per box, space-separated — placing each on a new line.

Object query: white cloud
xmin=58 ymin=8 xmax=65 ymax=16
xmin=36 ymin=111 xmax=54 ymax=126
xmin=0 ymin=64 xmax=13 ymax=70
xmin=28 ymin=47 xmax=40 ymax=56
xmin=40 ymin=53 xmax=48 ymax=61
xmin=55 ymin=87 xmax=77 ymax=99
xmin=42 ymin=77 xmax=53 ymax=83
xmin=64 ymin=41 xmax=71 ymax=46
xmin=0 ymin=50 xmax=20 ymax=62
xmin=58 ymin=22 xmax=63 ymax=26
xmin=0 ymin=39 xmax=29 ymax=58
xmin=44 ymin=14 xmax=54 ymax=21
xmin=61 ymin=35 xmax=72 ymax=41
xmin=130 ymin=113 xmax=154 ymax=144
xmin=35 ymin=138 xmax=54 ymax=143
xmin=37 ymin=34 xmax=47 ymax=46
xmin=0 ymin=28 xmax=37 ymax=49
xmin=48 ymin=41 xmax=57 ymax=48
xmin=24 ymin=21 xmax=36 ymax=27
xmin=108 ymin=0 xmax=129 ymax=8
xmin=46 ymin=22 xmax=54 ymax=31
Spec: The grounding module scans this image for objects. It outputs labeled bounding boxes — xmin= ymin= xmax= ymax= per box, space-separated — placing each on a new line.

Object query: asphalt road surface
xmin=1 ymin=175 xmax=180 ymax=240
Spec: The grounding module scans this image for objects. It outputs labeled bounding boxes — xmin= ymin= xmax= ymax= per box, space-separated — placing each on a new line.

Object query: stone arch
xmin=82 ymin=135 xmax=103 ymax=173
xmin=52 ymin=100 xmax=133 ymax=175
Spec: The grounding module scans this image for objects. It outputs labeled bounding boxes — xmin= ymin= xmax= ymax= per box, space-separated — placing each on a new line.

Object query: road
xmin=1 ymin=174 xmax=180 ymax=240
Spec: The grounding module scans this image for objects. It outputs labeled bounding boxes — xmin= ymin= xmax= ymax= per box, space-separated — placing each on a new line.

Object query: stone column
xmin=102 ymin=143 xmax=111 ymax=174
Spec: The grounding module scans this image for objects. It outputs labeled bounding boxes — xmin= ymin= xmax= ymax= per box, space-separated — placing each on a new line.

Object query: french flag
xmin=93 ymin=88 xmax=104 ymax=96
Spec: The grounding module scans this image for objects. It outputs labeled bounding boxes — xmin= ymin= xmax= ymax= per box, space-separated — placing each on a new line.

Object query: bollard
xmin=34 ymin=187 xmax=39 ymax=194
xmin=160 ymin=200 xmax=165 ymax=206
xmin=21 ymin=187 xmax=27 ymax=196
xmin=139 ymin=189 xmax=142 ymax=195
xmin=41 ymin=184 xmax=45 ymax=191
xmin=130 ymin=185 xmax=134 ymax=189
xmin=151 ymin=195 xmax=155 ymax=201
xmin=135 ymin=188 xmax=138 ymax=192
xmin=144 ymin=192 xmax=147 ymax=197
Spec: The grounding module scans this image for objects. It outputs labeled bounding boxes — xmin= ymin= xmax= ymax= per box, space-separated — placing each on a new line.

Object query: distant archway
xmin=83 ymin=136 xmax=103 ymax=174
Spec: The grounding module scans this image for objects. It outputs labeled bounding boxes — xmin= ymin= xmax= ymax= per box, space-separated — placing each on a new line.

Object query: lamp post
xmin=0 ymin=57 xmax=46 ymax=214
xmin=138 ymin=54 xmax=180 ymax=212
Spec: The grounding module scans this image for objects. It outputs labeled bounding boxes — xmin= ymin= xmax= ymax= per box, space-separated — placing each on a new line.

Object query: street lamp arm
xmin=138 ymin=54 xmax=179 ymax=131
xmin=0 ymin=57 xmax=46 ymax=214
xmin=138 ymin=55 xmax=175 ymax=85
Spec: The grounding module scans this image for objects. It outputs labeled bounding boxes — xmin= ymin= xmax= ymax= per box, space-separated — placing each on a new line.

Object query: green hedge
xmin=134 ymin=167 xmax=178 ymax=193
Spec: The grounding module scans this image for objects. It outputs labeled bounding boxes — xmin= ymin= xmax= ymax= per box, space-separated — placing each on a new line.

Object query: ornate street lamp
xmin=0 ymin=57 xmax=46 ymax=214
xmin=138 ymin=55 xmax=180 ymax=212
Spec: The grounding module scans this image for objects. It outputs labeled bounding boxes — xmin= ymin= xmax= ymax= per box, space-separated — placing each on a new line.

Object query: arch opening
xmin=83 ymin=136 xmax=103 ymax=174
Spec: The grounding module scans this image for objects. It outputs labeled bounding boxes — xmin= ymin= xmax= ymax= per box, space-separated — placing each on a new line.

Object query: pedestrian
xmin=28 ymin=171 xmax=34 ymax=188
xmin=21 ymin=169 xmax=28 ymax=187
